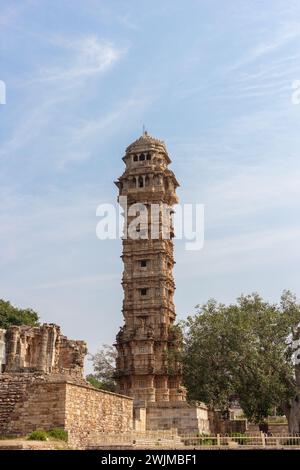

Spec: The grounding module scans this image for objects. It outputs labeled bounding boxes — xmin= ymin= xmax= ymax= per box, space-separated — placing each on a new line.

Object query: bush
xmin=200 ymin=437 xmax=214 ymax=446
xmin=27 ymin=430 xmax=48 ymax=441
xmin=86 ymin=374 xmax=103 ymax=389
xmin=195 ymin=434 xmax=214 ymax=446
xmin=47 ymin=428 xmax=68 ymax=442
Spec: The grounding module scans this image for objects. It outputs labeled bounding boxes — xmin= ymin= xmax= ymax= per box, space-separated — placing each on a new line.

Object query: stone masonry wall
xmin=64 ymin=383 xmax=133 ymax=448
xmin=0 ymin=374 xmax=66 ymax=436
xmin=0 ymin=375 xmax=133 ymax=448
xmin=7 ymin=380 xmax=66 ymax=436
xmin=146 ymin=401 xmax=210 ymax=435
xmin=0 ymin=374 xmax=33 ymax=435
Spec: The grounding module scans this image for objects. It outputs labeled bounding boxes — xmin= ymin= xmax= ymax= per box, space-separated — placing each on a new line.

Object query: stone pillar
xmin=5 ymin=327 xmax=19 ymax=371
xmin=155 ymin=376 xmax=169 ymax=402
xmin=38 ymin=326 xmax=49 ymax=372
xmin=149 ymin=173 xmax=154 ymax=189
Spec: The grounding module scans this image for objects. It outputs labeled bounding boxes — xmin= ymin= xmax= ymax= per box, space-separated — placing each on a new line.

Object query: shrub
xmin=27 ymin=430 xmax=48 ymax=441
xmin=47 ymin=428 xmax=68 ymax=442
xmin=198 ymin=434 xmax=214 ymax=446
xmin=200 ymin=437 xmax=214 ymax=446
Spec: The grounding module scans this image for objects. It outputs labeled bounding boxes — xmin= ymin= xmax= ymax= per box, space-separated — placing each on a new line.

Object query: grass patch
xmin=27 ymin=430 xmax=48 ymax=441
xmin=47 ymin=428 xmax=68 ymax=442
xmin=27 ymin=428 xmax=68 ymax=442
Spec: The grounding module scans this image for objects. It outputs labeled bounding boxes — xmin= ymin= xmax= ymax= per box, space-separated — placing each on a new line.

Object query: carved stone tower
xmin=115 ymin=132 xmax=186 ymax=405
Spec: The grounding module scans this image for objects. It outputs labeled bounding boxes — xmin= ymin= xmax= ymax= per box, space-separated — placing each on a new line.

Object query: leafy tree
xmin=182 ymin=291 xmax=300 ymax=430
xmin=88 ymin=344 xmax=117 ymax=392
xmin=0 ymin=299 xmax=39 ymax=329
xmin=86 ymin=374 xmax=105 ymax=390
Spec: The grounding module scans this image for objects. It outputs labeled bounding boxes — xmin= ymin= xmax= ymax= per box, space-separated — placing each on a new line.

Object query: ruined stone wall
xmin=0 ymin=324 xmax=133 ymax=447
xmin=0 ymin=324 xmax=87 ymax=377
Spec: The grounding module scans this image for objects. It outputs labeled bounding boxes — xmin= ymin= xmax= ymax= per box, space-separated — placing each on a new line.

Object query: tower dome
xmin=126 ymin=131 xmax=168 ymax=154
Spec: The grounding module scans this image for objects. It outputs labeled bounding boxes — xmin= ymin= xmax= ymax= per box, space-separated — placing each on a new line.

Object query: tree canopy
xmin=0 ymin=299 xmax=39 ymax=329
xmin=182 ymin=291 xmax=300 ymax=425
xmin=87 ymin=344 xmax=117 ymax=392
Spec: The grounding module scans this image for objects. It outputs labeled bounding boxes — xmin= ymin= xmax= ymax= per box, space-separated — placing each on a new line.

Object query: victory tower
xmin=115 ymin=132 xmax=186 ymax=405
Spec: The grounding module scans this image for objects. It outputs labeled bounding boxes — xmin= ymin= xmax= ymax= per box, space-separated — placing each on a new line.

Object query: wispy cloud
xmin=24 ymin=36 xmax=122 ymax=85
xmin=176 ymin=224 xmax=300 ymax=282
xmin=117 ymin=13 xmax=140 ymax=31
xmin=0 ymin=1 xmax=30 ymax=27
xmin=53 ymin=95 xmax=151 ymax=169
xmin=226 ymin=26 xmax=300 ymax=73
xmin=0 ymin=32 xmax=134 ymax=170
xmin=34 ymin=273 xmax=119 ymax=290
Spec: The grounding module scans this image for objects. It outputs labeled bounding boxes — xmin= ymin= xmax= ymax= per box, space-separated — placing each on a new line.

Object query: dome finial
xmin=142 ymin=124 xmax=147 ymax=136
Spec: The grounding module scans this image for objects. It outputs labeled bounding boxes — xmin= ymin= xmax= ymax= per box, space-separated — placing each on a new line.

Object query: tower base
xmin=134 ymin=401 xmax=210 ymax=435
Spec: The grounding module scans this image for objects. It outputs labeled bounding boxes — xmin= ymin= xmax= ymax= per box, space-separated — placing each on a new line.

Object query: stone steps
xmin=87 ymin=432 xmax=184 ymax=449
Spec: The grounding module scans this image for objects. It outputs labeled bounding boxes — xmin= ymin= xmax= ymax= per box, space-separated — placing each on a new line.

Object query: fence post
xmin=261 ymin=431 xmax=266 ymax=447
xmin=217 ymin=434 xmax=221 ymax=446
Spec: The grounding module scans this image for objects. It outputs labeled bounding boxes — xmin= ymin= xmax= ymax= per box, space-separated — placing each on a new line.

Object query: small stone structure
xmin=0 ymin=324 xmax=133 ymax=448
xmin=146 ymin=401 xmax=210 ymax=434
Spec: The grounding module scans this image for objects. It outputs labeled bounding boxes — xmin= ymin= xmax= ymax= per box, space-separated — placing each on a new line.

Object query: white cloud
xmin=0 ymin=33 xmax=134 ymax=169
xmin=29 ymin=36 xmax=121 ymax=84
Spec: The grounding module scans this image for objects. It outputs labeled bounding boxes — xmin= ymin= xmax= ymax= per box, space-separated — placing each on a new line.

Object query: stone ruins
xmin=0 ymin=324 xmax=133 ymax=448
xmin=0 ymin=324 xmax=86 ymax=378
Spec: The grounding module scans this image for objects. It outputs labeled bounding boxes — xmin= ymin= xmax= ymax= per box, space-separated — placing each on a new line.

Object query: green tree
xmin=0 ymin=299 xmax=39 ymax=329
xmin=182 ymin=291 xmax=300 ymax=430
xmin=86 ymin=374 xmax=105 ymax=390
xmin=88 ymin=344 xmax=117 ymax=392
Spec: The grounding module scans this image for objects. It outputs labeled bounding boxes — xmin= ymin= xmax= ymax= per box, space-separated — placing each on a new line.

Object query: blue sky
xmin=1 ymin=0 xmax=300 ymax=366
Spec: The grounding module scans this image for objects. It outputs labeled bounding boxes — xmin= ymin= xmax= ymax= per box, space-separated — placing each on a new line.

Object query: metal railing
xmin=181 ymin=433 xmax=300 ymax=448
xmin=87 ymin=431 xmax=300 ymax=449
